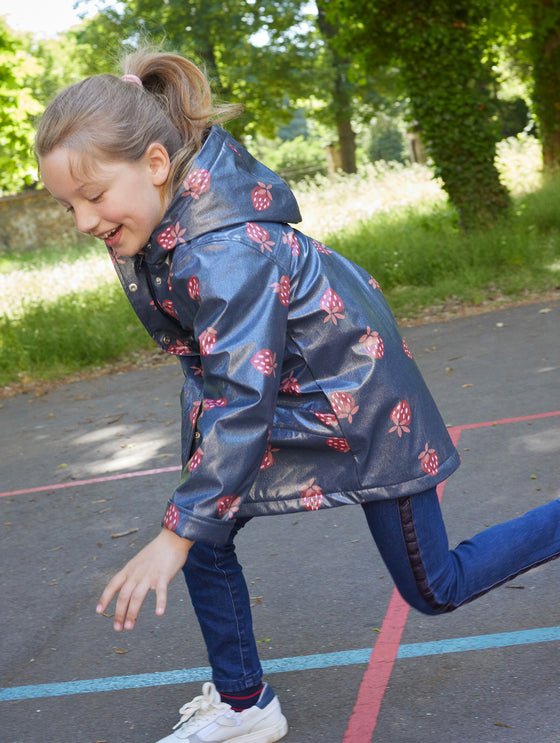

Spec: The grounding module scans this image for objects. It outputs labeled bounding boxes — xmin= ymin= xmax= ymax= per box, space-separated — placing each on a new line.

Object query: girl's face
xmin=40 ymin=143 xmax=171 ymax=258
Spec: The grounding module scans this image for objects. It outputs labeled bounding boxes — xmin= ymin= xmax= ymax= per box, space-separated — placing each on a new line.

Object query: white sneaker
xmin=154 ymin=682 xmax=288 ymax=742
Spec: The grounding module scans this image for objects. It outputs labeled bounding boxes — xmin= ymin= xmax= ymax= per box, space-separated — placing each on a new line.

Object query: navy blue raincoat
xmin=109 ymin=126 xmax=460 ymax=544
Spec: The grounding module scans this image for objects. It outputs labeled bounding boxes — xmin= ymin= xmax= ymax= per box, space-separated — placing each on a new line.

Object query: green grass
xmin=1 ymin=171 xmax=559 ymax=390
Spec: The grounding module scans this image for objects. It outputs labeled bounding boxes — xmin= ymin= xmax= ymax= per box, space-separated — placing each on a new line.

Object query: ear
xmin=145 ymin=142 xmax=171 ymax=186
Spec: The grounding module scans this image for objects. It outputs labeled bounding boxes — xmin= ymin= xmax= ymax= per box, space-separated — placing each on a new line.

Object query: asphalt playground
xmin=1 ymin=298 xmax=559 ymax=743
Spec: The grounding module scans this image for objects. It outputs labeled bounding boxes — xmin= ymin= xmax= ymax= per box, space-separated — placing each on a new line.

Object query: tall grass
xmin=1 ymin=135 xmax=558 ymax=391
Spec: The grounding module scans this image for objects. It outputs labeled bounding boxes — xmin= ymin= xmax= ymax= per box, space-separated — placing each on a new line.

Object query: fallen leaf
xmin=115 ymin=647 xmax=129 ymax=654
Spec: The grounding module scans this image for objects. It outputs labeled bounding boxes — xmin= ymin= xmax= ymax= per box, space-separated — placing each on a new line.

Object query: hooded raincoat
xmin=109 ymin=126 xmax=460 ymax=544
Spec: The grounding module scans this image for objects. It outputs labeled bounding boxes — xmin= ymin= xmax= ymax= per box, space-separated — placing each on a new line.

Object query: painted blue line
xmin=2 ymin=627 xmax=559 ymax=702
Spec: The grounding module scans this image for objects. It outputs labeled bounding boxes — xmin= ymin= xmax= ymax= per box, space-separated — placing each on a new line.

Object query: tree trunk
xmin=529 ymin=0 xmax=560 ymax=172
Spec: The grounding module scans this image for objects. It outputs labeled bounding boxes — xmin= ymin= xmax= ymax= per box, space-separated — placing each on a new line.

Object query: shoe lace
xmin=173 ymin=682 xmax=229 ymax=731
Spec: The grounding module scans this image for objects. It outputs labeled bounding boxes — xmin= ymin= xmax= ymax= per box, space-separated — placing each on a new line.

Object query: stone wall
xmin=0 ymin=189 xmax=84 ymax=252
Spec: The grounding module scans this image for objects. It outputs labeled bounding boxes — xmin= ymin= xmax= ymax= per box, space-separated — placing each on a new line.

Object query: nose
xmin=72 ymin=203 xmax=99 ymax=235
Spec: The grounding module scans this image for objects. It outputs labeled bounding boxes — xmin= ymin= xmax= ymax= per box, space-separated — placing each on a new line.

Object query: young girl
xmin=36 ymin=50 xmax=560 ymax=743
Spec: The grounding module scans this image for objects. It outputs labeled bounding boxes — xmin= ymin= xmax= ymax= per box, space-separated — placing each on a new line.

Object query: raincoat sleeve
xmin=161 ymin=232 xmax=290 ymax=544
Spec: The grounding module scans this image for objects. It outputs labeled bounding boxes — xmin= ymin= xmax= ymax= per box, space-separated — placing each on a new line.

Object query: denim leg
xmin=364 ymin=488 xmax=560 ymax=615
xmin=182 ymin=517 xmax=263 ymax=692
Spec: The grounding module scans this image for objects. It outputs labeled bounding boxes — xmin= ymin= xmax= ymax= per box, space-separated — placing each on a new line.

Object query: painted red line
xmin=342 ymin=478 xmax=451 ymax=742
xmin=343 ymin=408 xmax=560 ymax=741
xmin=0 ymin=465 xmax=181 ymax=498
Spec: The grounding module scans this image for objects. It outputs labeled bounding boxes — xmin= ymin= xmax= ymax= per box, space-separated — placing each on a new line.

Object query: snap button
xmin=163 ymin=335 xmax=171 ymax=344
xmin=128 ymin=283 xmax=138 ymax=292
xmin=155 ymin=276 xmax=162 ymax=285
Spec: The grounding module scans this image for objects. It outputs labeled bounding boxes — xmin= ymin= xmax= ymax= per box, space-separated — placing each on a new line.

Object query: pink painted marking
xmin=0 ymin=466 xmax=181 ymax=498
xmin=342 ymin=409 xmax=560 ymax=742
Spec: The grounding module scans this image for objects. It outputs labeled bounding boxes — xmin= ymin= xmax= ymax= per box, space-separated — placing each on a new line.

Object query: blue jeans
xmin=182 ymin=488 xmax=560 ymax=691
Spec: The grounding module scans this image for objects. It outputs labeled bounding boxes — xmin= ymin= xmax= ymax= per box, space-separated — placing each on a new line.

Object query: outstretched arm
xmin=96 ymin=529 xmax=193 ymax=631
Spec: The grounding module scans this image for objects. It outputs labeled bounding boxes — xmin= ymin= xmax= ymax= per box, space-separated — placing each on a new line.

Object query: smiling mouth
xmin=97 ymin=226 xmax=121 ymax=241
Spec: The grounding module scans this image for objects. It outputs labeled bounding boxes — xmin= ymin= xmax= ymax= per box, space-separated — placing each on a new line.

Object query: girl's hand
xmin=96 ymin=528 xmax=193 ymax=631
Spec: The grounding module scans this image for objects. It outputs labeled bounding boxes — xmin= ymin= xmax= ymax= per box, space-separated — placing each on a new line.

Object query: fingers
xmin=114 ymin=580 xmax=151 ymax=632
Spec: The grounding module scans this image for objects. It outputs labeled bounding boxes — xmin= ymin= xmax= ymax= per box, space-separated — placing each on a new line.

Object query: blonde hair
xmin=35 ymin=50 xmax=242 ymax=194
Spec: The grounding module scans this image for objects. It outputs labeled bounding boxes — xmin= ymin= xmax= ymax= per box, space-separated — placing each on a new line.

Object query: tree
xmin=328 ymin=0 xmax=511 ymax=229
xmin=74 ymin=0 xmax=319 ymax=140
xmin=0 ymin=19 xmax=43 ymax=194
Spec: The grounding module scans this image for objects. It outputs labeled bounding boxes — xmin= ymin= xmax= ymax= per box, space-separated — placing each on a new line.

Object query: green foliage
xmin=328 ymin=0 xmax=512 ymax=229
xmin=253 ymin=135 xmax=328 ymax=182
xmin=366 ymin=116 xmax=407 ymax=164
xmin=0 ymin=281 xmax=153 ymax=385
xmin=0 ymin=19 xmax=43 ymax=194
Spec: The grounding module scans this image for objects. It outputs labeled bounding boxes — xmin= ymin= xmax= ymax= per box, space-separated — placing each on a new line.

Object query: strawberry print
xmin=419 ymin=443 xmax=439 ymax=476
xmin=251 ymin=182 xmax=273 ymax=211
xmin=331 ymin=391 xmax=359 ymax=423
xmin=188 ymin=275 xmax=201 ymax=302
xmin=190 ymin=401 xmax=201 ymax=428
xmin=182 ymin=168 xmax=211 ymax=199
xmin=217 ymin=494 xmax=241 ymax=519
xmin=162 ymin=299 xmax=178 ymax=319
xmin=282 ymin=229 xmax=300 ymax=256
xmin=369 ymin=275 xmax=380 ymax=291
xmin=157 ymin=222 xmax=186 ymax=250
xmin=260 ymin=443 xmax=279 ymax=470
xmin=187 ymin=447 xmax=204 ymax=472
xmin=251 ymin=349 xmax=277 ymax=377
xmin=167 ymin=339 xmax=191 ymax=355
xmin=389 ymin=400 xmax=412 ymax=437
xmin=203 ymin=398 xmax=227 ymax=410
xmin=320 ymin=288 xmax=345 ymax=324
xmin=402 ymin=338 xmax=413 ymax=359
xmin=199 ymin=327 xmax=217 ymax=356
xmin=359 ymin=327 xmax=385 ymax=359
xmin=270 ymin=275 xmax=290 ymax=306
xmin=246 ymin=222 xmax=274 ymax=253
xmin=163 ymin=503 xmax=180 ymax=531
xmin=312 ymin=238 xmax=332 ymax=255
xmin=314 ymin=410 xmax=338 ymax=426
xmin=300 ymin=478 xmax=324 ymax=511
xmin=279 ymin=370 xmax=301 ymax=396
xmin=327 ymin=437 xmax=350 ymax=453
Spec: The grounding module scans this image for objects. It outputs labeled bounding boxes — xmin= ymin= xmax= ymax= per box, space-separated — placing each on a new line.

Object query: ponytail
xmin=36 ymin=49 xmax=242 ymax=195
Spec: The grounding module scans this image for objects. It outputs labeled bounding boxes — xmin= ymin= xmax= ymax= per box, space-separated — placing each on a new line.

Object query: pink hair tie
xmin=121 ymin=74 xmax=143 ymax=87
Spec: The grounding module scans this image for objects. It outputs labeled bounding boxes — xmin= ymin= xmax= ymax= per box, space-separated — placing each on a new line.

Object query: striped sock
xmin=219 ymin=683 xmax=264 ymax=712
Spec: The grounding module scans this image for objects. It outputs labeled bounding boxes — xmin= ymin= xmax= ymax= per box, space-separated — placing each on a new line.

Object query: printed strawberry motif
xmin=418 ymin=443 xmax=439 ymax=476
xmin=369 ymin=275 xmax=380 ymax=291
xmin=190 ymin=401 xmax=201 ymax=428
xmin=312 ymin=238 xmax=332 ymax=255
xmin=246 ymin=222 xmax=274 ymax=253
xmin=300 ymin=478 xmax=324 ymax=511
xmin=320 ymin=288 xmax=345 ymax=324
xmin=327 ymin=437 xmax=350 ymax=453
xmin=167 ymin=339 xmax=191 ymax=355
xmin=187 ymin=447 xmax=204 ymax=472
xmin=260 ymin=443 xmax=279 ymax=470
xmin=402 ymin=338 xmax=413 ymax=359
xmin=331 ymin=391 xmax=359 ymax=423
xmin=314 ymin=410 xmax=338 ymax=426
xmin=270 ymin=275 xmax=290 ymax=306
xmin=279 ymin=370 xmax=301 ymax=396
xmin=283 ymin=229 xmax=300 ymax=256
xmin=157 ymin=222 xmax=186 ymax=251
xmin=199 ymin=327 xmax=217 ymax=356
xmin=389 ymin=400 xmax=412 ymax=437
xmin=163 ymin=503 xmax=180 ymax=531
xmin=251 ymin=182 xmax=273 ymax=211
xmin=182 ymin=168 xmax=211 ymax=199
xmin=162 ymin=299 xmax=178 ymax=319
xmin=359 ymin=327 xmax=385 ymax=359
xmin=250 ymin=349 xmax=277 ymax=377
xmin=217 ymin=494 xmax=241 ymax=519
xmin=187 ymin=275 xmax=201 ymax=302
xmin=203 ymin=398 xmax=227 ymax=410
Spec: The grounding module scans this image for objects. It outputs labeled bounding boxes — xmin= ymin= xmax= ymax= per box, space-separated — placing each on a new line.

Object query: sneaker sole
xmin=221 ymin=714 xmax=288 ymax=743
